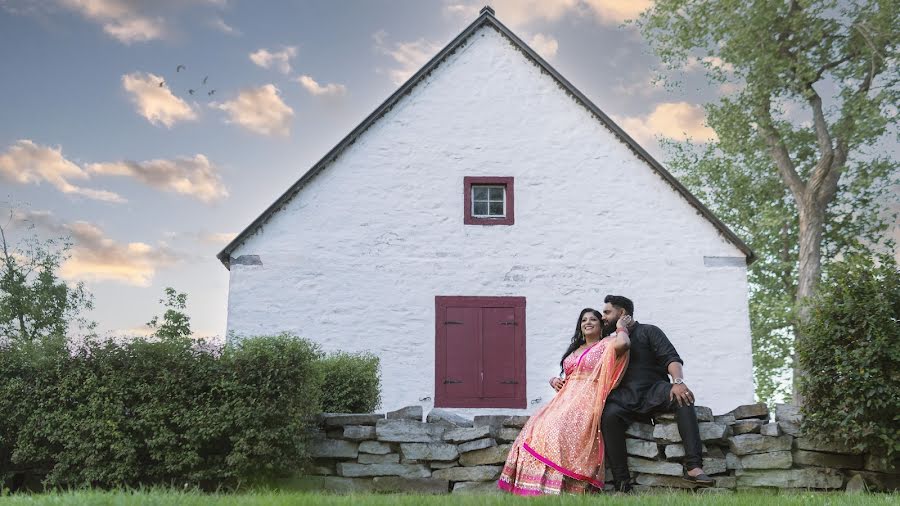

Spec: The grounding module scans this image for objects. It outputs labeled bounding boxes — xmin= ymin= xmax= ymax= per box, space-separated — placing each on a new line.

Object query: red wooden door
xmin=435 ymin=296 xmax=526 ymax=408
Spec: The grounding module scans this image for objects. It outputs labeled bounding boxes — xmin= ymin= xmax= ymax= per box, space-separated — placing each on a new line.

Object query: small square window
xmin=464 ymin=177 xmax=514 ymax=226
xmin=472 ymin=184 xmax=506 ymax=218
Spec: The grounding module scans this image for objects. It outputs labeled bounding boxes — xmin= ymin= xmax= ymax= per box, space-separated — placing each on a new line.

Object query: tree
xmin=639 ymin=0 xmax=898 ymax=401
xmin=147 ymin=287 xmax=191 ymax=340
xmin=0 ymin=219 xmax=95 ymax=343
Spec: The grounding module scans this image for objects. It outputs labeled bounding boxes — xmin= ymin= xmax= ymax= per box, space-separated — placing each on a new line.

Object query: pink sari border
xmin=574 ymin=342 xmax=600 ymax=368
xmin=522 ymin=442 xmax=605 ymax=489
xmin=496 ymin=479 xmax=548 ymax=496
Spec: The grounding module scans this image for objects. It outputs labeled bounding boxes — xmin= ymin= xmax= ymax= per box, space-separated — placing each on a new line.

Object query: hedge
xmin=798 ymin=253 xmax=900 ymax=461
xmin=317 ymin=351 xmax=382 ymax=414
xmin=0 ymin=333 xmax=381 ymax=490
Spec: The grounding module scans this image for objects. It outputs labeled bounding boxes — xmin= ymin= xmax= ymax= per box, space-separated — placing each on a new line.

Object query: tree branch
xmin=756 ymin=96 xmax=806 ymax=199
xmin=823 ymin=56 xmax=878 ymax=205
xmin=806 ymin=88 xmax=835 ymax=200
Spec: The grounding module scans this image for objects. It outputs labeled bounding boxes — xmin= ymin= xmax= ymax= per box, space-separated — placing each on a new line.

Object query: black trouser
xmin=601 ymin=400 xmax=703 ymax=484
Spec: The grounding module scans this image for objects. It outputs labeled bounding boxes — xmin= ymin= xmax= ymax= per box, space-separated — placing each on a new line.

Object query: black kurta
xmin=607 ymin=322 xmax=683 ymax=416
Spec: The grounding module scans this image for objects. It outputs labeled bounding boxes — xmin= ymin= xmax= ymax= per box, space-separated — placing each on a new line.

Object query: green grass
xmin=0 ymin=491 xmax=896 ymax=506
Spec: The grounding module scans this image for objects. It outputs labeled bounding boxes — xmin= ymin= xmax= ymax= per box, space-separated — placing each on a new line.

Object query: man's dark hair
xmin=604 ymin=295 xmax=634 ymax=316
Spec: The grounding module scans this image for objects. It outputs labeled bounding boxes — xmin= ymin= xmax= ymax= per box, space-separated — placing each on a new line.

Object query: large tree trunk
xmin=791 ymin=193 xmax=827 ymax=404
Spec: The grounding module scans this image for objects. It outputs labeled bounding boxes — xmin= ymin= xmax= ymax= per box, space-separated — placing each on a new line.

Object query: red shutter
xmin=481 ymin=307 xmax=518 ymax=399
xmin=442 ymin=307 xmax=480 ymax=399
xmin=435 ymin=296 xmax=526 ymax=408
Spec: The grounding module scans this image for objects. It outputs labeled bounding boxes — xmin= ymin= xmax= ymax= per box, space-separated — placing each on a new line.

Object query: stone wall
xmin=289 ymin=403 xmax=898 ymax=494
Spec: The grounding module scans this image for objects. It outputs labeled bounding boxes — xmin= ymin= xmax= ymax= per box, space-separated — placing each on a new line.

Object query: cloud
xmin=0 ymin=140 xmax=124 ymax=202
xmin=581 ymin=0 xmax=651 ymax=24
xmin=87 ymin=154 xmax=229 ymax=203
xmin=0 ymin=140 xmax=225 ymax=203
xmin=210 ymin=15 xmax=239 ymax=35
xmin=444 ymin=0 xmax=575 ymax=27
xmin=528 ymin=33 xmax=558 ymax=59
xmin=683 ymin=56 xmax=736 ymax=73
xmin=296 ymin=75 xmax=347 ymax=97
xmin=615 ymin=102 xmax=718 ymax=144
xmin=199 ymin=232 xmax=237 ymax=244
xmin=121 ymin=72 xmax=198 ymax=127
xmin=57 ymin=0 xmax=228 ymax=44
xmin=443 ymin=0 xmax=650 ymax=27
xmin=249 ymin=46 xmax=297 ymax=74
xmin=211 ymin=84 xmax=294 ymax=137
xmin=612 ymin=69 xmax=667 ymax=97
xmin=12 ymin=210 xmax=179 ymax=287
xmin=373 ymin=30 xmax=442 ymax=86
xmin=60 ymin=0 xmax=165 ymax=43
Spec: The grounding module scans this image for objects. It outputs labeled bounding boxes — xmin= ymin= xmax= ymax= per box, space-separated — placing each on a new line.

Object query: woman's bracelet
xmin=615 ymin=327 xmax=629 ymax=334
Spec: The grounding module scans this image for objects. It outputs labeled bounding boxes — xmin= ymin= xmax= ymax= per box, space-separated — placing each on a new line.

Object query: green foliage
xmin=317 ymin=351 xmax=382 ymax=414
xmin=639 ymin=1 xmax=899 ymax=402
xmin=0 ymin=333 xmax=323 ymax=490
xmin=797 ymin=253 xmax=900 ymax=459
xmin=147 ymin=287 xmax=191 ymax=340
xmin=0 ymin=225 xmax=95 ymax=343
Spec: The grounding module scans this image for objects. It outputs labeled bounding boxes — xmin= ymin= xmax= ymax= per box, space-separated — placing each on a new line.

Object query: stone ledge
xmin=303 ymin=404 xmax=898 ymax=493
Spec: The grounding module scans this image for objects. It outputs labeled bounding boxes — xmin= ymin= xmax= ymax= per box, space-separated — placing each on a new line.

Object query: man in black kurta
xmin=600 ymin=295 xmax=714 ymax=491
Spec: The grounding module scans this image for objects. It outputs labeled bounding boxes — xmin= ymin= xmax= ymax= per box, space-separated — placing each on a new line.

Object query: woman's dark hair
xmin=603 ymin=294 xmax=634 ymax=316
xmin=560 ymin=308 xmax=602 ymax=374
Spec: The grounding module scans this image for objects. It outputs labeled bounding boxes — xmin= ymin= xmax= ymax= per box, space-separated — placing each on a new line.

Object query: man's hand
xmin=670 ymin=382 xmax=695 ymax=407
xmin=549 ymin=377 xmax=566 ymax=391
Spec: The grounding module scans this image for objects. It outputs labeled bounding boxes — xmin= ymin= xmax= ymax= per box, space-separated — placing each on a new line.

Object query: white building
xmin=219 ymin=7 xmax=756 ymax=416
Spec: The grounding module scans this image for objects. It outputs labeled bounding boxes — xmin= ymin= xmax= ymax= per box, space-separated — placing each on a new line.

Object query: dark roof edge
xmin=218 ymin=10 xmax=755 ymax=268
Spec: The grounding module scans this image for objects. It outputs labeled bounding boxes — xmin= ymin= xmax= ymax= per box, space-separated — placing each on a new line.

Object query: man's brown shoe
xmin=683 ymin=470 xmax=715 ymax=487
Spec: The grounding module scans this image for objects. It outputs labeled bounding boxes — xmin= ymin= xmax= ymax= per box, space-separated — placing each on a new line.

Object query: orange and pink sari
xmin=497 ymin=336 xmax=629 ymax=495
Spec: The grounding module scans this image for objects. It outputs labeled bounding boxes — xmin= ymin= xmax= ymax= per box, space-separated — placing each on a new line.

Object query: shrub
xmin=797 ymin=253 xmax=900 ymax=460
xmin=317 ymin=351 xmax=382 ymax=413
xmin=0 ymin=333 xmax=323 ymax=490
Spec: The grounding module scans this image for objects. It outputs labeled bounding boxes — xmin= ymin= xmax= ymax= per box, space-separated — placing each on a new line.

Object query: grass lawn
xmin=0 ymin=491 xmax=896 ymax=506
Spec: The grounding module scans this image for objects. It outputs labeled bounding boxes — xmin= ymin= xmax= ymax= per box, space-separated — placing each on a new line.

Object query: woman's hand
xmin=549 ymin=377 xmax=565 ymax=391
xmin=616 ymin=314 xmax=634 ymax=330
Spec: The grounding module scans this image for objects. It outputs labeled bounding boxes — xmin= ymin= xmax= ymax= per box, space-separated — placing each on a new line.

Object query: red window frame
xmin=463 ymin=176 xmax=515 ymax=226
xmin=434 ymin=296 xmax=526 ymax=408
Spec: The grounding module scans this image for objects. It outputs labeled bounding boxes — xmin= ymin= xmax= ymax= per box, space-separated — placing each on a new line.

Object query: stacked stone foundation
xmin=288 ymin=404 xmax=898 ymax=494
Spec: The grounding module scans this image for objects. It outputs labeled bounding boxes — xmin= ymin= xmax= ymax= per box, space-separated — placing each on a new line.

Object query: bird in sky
xmin=188 ymin=89 xmax=195 ymax=95
xmin=202 ymin=76 xmax=208 ymax=85
xmin=176 ymin=64 xmax=186 ymax=72
xmin=158 ymin=81 xmax=165 ymax=87
xmin=208 ymin=89 xmax=216 ymax=96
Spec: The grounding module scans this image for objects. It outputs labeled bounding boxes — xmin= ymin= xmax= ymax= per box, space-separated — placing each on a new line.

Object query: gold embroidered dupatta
xmin=517 ymin=336 xmax=629 ymax=487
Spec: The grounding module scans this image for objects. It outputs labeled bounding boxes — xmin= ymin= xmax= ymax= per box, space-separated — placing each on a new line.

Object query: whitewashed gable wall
xmin=226 ymin=26 xmax=754 ymax=415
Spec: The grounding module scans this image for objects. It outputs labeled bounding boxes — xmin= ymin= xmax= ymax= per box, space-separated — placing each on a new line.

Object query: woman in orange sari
xmin=497 ymin=308 xmax=631 ymax=495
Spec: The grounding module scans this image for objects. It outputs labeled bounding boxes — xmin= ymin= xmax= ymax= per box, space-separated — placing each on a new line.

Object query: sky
xmin=0 ymin=0 xmax=893 ymax=340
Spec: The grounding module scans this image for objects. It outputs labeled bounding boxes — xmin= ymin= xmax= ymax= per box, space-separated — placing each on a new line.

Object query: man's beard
xmin=601 ymin=320 xmax=617 ymax=336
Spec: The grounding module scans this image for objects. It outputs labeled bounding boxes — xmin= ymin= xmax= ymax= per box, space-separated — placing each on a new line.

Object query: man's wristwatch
xmin=673 ymin=378 xmax=684 ymax=385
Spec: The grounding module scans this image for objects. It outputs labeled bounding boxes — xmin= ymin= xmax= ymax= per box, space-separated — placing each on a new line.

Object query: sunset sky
xmin=3 ymin=0 xmax=885 ymax=340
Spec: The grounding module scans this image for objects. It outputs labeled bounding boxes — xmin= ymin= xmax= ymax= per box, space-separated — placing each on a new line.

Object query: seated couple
xmin=497 ymin=295 xmax=714 ymax=495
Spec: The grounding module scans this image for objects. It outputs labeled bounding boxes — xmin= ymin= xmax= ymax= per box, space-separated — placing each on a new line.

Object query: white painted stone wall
xmin=225 ymin=26 xmax=755 ymax=416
